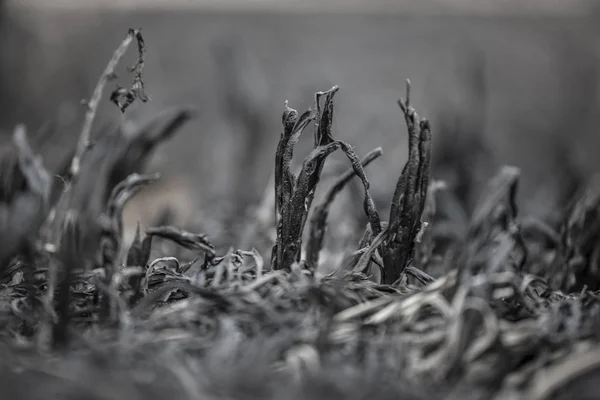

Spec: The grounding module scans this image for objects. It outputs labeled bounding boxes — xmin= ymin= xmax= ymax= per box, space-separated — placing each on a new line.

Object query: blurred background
xmin=1 ymin=0 xmax=600 ymax=252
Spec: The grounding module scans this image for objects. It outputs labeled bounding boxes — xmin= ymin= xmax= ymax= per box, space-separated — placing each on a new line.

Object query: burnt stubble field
xmin=2 ymin=4 xmax=600 ymax=400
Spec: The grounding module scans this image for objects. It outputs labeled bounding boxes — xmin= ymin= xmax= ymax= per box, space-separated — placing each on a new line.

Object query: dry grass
xmin=0 ymin=26 xmax=600 ymax=400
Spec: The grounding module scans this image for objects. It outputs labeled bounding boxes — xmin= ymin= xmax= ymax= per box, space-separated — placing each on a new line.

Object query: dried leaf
xmin=146 ymin=226 xmax=216 ymax=256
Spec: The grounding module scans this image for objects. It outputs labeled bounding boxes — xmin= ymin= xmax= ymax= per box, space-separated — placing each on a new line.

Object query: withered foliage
xmin=381 ymin=81 xmax=432 ymax=284
xmin=306 ymin=147 xmax=383 ymax=269
xmin=109 ymin=28 xmax=150 ymax=113
xmin=2 ymin=27 xmax=600 ymax=400
xmin=271 ymin=87 xmax=381 ymax=273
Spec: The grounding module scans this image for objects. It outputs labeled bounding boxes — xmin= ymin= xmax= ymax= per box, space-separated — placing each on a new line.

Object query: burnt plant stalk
xmin=382 ymin=80 xmax=433 ymax=284
xmin=272 ymin=87 xmax=382 ymax=272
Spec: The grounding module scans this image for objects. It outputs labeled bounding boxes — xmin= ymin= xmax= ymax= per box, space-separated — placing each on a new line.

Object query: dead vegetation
xmin=1 ymin=27 xmax=600 ymax=400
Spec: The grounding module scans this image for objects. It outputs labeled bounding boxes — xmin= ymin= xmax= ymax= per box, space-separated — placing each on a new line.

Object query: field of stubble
xmin=1 ymin=8 xmax=600 ymax=400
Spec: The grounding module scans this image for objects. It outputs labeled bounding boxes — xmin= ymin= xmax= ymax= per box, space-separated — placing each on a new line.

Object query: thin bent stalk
xmin=307 ymin=147 xmax=383 ymax=269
